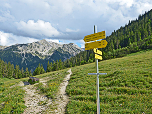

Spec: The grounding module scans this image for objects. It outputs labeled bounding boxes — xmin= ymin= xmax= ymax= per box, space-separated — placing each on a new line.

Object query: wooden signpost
xmin=83 ymin=25 xmax=108 ymax=114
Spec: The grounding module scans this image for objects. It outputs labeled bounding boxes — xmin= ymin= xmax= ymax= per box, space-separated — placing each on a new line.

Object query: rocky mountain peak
xmin=38 ymin=39 xmax=48 ymax=44
xmin=0 ymin=39 xmax=84 ymax=71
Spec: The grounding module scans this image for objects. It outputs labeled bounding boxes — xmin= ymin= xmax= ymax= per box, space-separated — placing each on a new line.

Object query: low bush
xmin=28 ymin=79 xmax=39 ymax=84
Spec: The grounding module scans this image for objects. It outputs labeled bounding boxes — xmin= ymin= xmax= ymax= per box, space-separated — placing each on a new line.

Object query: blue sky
xmin=0 ymin=0 xmax=152 ymax=48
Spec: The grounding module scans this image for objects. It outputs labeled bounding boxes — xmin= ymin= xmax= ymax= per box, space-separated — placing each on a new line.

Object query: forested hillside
xmin=103 ymin=9 xmax=152 ymax=59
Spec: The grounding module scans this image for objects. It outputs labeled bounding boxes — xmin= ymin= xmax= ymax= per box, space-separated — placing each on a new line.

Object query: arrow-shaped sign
xmin=94 ymin=48 xmax=102 ymax=55
xmin=94 ymin=48 xmax=102 ymax=60
xmin=84 ymin=31 xmax=106 ymax=42
xmin=85 ymin=40 xmax=108 ymax=50
xmin=95 ymin=54 xmax=102 ymax=60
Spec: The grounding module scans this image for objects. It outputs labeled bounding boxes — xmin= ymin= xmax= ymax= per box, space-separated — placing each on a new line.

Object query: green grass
xmin=0 ymin=82 xmax=26 ymax=113
xmin=35 ymin=69 xmax=69 ymax=99
xmin=66 ymin=50 xmax=152 ymax=114
xmin=0 ymin=69 xmax=69 ymax=113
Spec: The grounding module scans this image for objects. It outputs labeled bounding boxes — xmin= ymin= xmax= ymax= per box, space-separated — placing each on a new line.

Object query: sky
xmin=0 ymin=0 xmax=152 ymax=48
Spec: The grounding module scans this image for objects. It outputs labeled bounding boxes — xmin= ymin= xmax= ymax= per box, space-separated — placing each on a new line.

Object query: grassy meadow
xmin=0 ymin=49 xmax=152 ymax=114
xmin=66 ymin=50 xmax=152 ymax=114
xmin=0 ymin=69 xmax=68 ymax=113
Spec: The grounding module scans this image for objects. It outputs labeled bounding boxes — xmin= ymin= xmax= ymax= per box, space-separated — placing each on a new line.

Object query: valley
xmin=0 ymin=49 xmax=152 ymax=113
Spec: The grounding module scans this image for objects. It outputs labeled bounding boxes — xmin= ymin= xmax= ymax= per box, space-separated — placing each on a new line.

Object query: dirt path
xmin=22 ymin=78 xmax=52 ymax=114
xmin=22 ymin=69 xmax=72 ymax=114
xmin=52 ymin=68 xmax=72 ymax=114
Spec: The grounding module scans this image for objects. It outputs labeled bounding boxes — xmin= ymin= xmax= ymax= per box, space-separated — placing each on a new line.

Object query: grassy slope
xmin=0 ymin=69 xmax=68 ymax=113
xmin=66 ymin=50 xmax=152 ymax=114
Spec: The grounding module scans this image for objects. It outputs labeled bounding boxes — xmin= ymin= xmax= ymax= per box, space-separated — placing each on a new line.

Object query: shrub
xmin=28 ymin=78 xmax=39 ymax=85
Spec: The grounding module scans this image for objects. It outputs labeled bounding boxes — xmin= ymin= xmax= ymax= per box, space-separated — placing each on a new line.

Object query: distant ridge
xmin=0 ymin=39 xmax=84 ymax=71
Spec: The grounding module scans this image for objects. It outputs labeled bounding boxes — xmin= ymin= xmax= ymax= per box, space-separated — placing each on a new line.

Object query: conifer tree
xmin=29 ymin=70 xmax=32 ymax=76
xmin=7 ymin=62 xmax=13 ymax=79
xmin=14 ymin=65 xmax=19 ymax=79
xmin=46 ymin=61 xmax=50 ymax=72
xmin=18 ymin=69 xmax=22 ymax=79
xmin=24 ymin=67 xmax=29 ymax=77
xmin=56 ymin=60 xmax=59 ymax=70
xmin=21 ymin=67 xmax=24 ymax=77
xmin=59 ymin=59 xmax=62 ymax=70
xmin=52 ymin=61 xmax=56 ymax=71
xmin=0 ymin=61 xmax=2 ymax=78
xmin=50 ymin=62 xmax=52 ymax=71
xmin=40 ymin=64 xmax=45 ymax=74
xmin=2 ymin=62 xmax=8 ymax=78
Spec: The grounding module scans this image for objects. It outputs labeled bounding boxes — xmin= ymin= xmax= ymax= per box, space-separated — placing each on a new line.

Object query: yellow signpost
xmin=84 ymin=26 xmax=107 ymax=114
xmin=85 ymin=40 xmax=107 ymax=50
xmin=95 ymin=54 xmax=102 ymax=60
xmin=94 ymin=48 xmax=102 ymax=60
xmin=84 ymin=31 xmax=106 ymax=42
xmin=94 ymin=48 xmax=102 ymax=55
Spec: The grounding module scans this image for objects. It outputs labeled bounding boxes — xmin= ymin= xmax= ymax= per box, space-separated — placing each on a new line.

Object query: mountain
xmin=0 ymin=39 xmax=84 ymax=71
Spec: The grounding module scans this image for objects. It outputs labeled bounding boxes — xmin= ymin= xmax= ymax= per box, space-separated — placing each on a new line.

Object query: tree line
xmin=0 ymin=59 xmax=32 ymax=79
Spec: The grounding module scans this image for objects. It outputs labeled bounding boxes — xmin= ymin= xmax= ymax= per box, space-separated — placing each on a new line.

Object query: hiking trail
xmin=22 ymin=69 xmax=72 ymax=114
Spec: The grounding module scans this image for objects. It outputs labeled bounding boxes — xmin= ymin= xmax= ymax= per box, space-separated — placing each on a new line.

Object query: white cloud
xmin=66 ymin=28 xmax=79 ymax=32
xmin=0 ymin=31 xmax=39 ymax=46
xmin=26 ymin=38 xmax=39 ymax=44
xmin=16 ymin=20 xmax=61 ymax=38
xmin=0 ymin=10 xmax=14 ymax=22
xmin=46 ymin=39 xmax=60 ymax=43
xmin=4 ymin=3 xmax=11 ymax=8
xmin=0 ymin=31 xmax=9 ymax=46
xmin=78 ymin=39 xmax=85 ymax=48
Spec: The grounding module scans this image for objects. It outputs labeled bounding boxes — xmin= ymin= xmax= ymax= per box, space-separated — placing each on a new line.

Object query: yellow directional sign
xmin=94 ymin=48 xmax=102 ymax=55
xmin=84 ymin=31 xmax=106 ymax=42
xmin=95 ymin=54 xmax=102 ymax=60
xmin=85 ymin=40 xmax=108 ymax=50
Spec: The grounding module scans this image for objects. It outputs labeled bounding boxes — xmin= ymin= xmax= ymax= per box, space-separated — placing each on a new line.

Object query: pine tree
xmin=14 ymin=65 xmax=19 ymax=79
xmin=147 ymin=19 xmax=151 ymax=36
xmin=0 ymin=61 xmax=2 ymax=78
xmin=11 ymin=64 xmax=14 ymax=78
xmin=24 ymin=67 xmax=29 ymax=77
xmin=21 ymin=67 xmax=24 ymax=77
xmin=52 ymin=61 xmax=56 ymax=71
xmin=29 ymin=70 xmax=32 ymax=77
xmin=46 ymin=61 xmax=50 ymax=72
xmin=128 ymin=38 xmax=131 ymax=46
xmin=33 ymin=64 xmax=41 ymax=76
xmin=56 ymin=60 xmax=59 ymax=71
xmin=18 ymin=69 xmax=22 ymax=79
xmin=40 ymin=64 xmax=45 ymax=74
xmin=50 ymin=62 xmax=52 ymax=71
xmin=7 ymin=62 xmax=13 ymax=79
xmin=2 ymin=62 xmax=8 ymax=78
xmin=59 ymin=59 xmax=63 ymax=70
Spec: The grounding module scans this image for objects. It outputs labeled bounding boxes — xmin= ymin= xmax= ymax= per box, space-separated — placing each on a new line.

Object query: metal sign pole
xmin=85 ymin=26 xmax=107 ymax=114
xmin=94 ymin=25 xmax=100 ymax=114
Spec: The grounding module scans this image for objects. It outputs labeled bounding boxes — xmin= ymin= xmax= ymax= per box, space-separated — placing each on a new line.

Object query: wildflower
xmin=119 ymin=104 xmax=122 ymax=106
